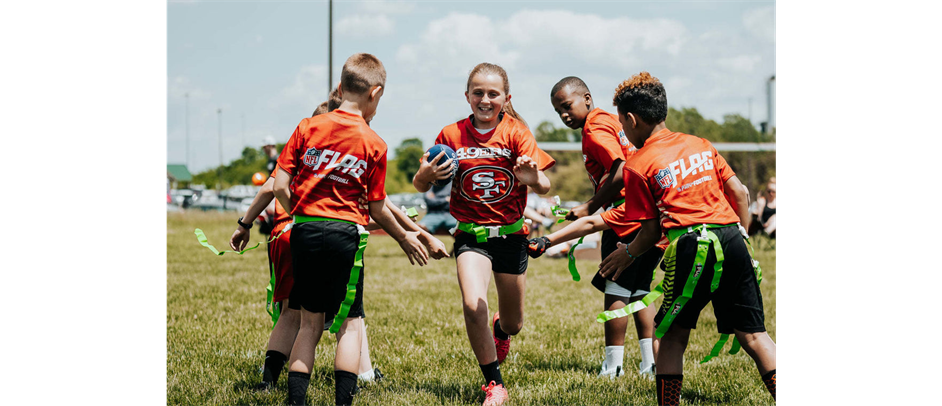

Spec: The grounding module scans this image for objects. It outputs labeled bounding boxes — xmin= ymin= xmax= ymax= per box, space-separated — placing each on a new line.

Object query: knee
xmin=462 ymin=300 xmax=488 ymax=322
xmin=501 ymin=317 xmax=523 ymax=335
xmin=660 ymin=328 xmax=690 ymax=347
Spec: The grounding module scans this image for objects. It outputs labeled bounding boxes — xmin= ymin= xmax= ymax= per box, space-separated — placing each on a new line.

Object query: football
xmin=426 ymin=144 xmax=458 ymax=187
xmin=251 ymin=172 xmax=267 ymax=186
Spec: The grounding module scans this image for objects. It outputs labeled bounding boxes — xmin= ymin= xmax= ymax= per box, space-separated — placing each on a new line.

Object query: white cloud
xmin=336 ymin=14 xmax=394 ymax=37
xmin=357 ymin=0 xmax=416 ymax=15
xmin=744 ymin=6 xmax=775 ymax=43
xmin=277 ymin=65 xmax=328 ymax=110
xmin=397 ymin=12 xmax=520 ymax=77
xmin=716 ymin=55 xmax=762 ymax=73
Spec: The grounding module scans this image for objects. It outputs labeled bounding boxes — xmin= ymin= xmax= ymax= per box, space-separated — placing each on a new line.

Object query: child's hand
xmin=399 ymin=231 xmax=430 ymax=266
xmin=415 ymin=151 xmax=454 ymax=186
xmin=527 ymin=236 xmax=551 ymax=258
xmin=419 ymin=233 xmax=450 ymax=260
xmin=565 ymin=203 xmax=590 ymax=221
xmin=598 ymin=242 xmax=635 ymax=280
xmin=230 ymin=227 xmax=251 ymax=251
xmin=513 ymin=155 xmax=539 ymax=186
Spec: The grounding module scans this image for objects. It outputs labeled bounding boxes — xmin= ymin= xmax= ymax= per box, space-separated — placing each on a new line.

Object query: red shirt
xmin=622 ymin=128 xmax=740 ymax=230
xmin=276 ymin=110 xmax=388 ymax=225
xmin=581 ymin=108 xmax=628 ymax=199
xmin=435 ymin=114 xmax=555 ymax=230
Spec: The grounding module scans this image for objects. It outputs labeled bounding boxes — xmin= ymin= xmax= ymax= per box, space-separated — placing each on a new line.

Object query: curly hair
xmin=612 ymin=72 xmax=667 ymax=125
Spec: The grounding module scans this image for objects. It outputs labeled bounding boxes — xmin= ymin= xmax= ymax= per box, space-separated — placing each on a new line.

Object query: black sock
xmin=479 ymin=361 xmax=503 ymax=386
xmin=761 ymin=369 xmax=776 ymax=400
xmin=335 ymin=370 xmax=359 ymax=406
xmin=262 ymin=350 xmax=289 ymax=385
xmin=287 ymin=371 xmax=311 ymax=406
xmin=493 ymin=318 xmax=509 ymax=340
xmin=656 ymin=374 xmax=683 ymax=406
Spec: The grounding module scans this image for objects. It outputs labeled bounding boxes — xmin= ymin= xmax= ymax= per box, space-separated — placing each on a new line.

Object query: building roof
xmin=167 ymin=164 xmax=192 ymax=182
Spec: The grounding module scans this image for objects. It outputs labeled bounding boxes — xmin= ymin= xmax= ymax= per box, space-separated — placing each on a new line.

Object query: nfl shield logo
xmin=303 ymin=147 xmax=321 ymax=167
xmin=654 ymin=167 xmax=675 ymax=189
xmin=618 ymin=130 xmax=629 ymax=146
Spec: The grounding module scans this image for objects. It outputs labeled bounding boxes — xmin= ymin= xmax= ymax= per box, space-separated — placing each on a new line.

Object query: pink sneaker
xmin=493 ymin=312 xmax=511 ymax=364
xmin=481 ymin=381 xmax=509 ymax=406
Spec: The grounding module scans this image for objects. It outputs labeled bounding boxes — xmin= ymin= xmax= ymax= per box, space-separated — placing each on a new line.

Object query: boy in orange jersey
xmin=531 ymin=76 xmax=662 ymax=379
xmin=273 ymin=53 xmax=429 ymax=406
xmin=229 ymin=93 xmax=447 ymax=392
xmin=598 ymin=72 xmax=775 ymax=405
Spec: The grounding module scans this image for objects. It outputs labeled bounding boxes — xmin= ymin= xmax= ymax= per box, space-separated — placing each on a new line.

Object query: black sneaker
xmin=372 ymin=368 xmax=384 ymax=383
xmin=253 ymin=381 xmax=274 ymax=392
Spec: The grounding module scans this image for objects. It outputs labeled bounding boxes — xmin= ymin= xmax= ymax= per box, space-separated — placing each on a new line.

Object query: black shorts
xmin=454 ymin=232 xmax=528 ymax=275
xmin=654 ymin=226 xmax=765 ymax=334
xmin=287 ymin=221 xmax=366 ymax=319
xmin=591 ymin=229 xmax=664 ymax=297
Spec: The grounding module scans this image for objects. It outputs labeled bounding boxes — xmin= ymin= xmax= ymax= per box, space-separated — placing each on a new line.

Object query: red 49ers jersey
xmin=277 ymin=109 xmax=388 ymax=226
xmin=622 ymin=128 xmax=740 ymax=230
xmin=435 ymin=114 xmax=555 ymax=229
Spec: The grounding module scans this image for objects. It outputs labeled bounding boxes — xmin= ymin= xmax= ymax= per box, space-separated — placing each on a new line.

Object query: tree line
xmin=190 ymin=107 xmax=775 ymax=201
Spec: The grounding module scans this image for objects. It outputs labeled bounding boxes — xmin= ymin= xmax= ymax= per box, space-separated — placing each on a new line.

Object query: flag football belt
xmin=566 ymin=198 xmax=628 ymax=281
xmin=293 ymin=215 xmax=370 ymax=334
xmin=454 ymin=217 xmax=525 ymax=243
xmin=267 ymin=259 xmax=280 ymax=327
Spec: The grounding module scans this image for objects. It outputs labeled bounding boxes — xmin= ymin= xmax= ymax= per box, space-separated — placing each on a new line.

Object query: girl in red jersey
xmin=413 ymin=63 xmax=555 ymax=406
xmin=598 ymin=72 xmax=775 ymax=405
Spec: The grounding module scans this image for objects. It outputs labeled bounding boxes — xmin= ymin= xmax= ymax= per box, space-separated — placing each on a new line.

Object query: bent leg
xmin=655 ymin=327 xmax=690 ymax=375
xmin=457 ymin=252 xmax=496 ymax=364
xmin=493 ymin=272 xmax=527 ymax=336
xmin=734 ymin=329 xmax=776 ymax=376
xmin=288 ymin=309 xmax=325 ymax=373
xmin=268 ymin=302 xmax=301 ymax=356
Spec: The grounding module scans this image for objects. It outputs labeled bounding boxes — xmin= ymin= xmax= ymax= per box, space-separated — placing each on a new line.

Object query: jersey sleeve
xmin=622 ymin=166 xmax=659 ymax=221
xmin=276 ymin=123 xmax=303 ymax=176
xmin=516 ymin=127 xmax=556 ymax=171
xmin=365 ymin=144 xmax=388 ymax=202
xmin=584 ymin=121 xmax=625 ymax=173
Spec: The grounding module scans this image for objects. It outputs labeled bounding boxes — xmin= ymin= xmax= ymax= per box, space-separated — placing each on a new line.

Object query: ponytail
xmin=501 ymin=100 xmax=527 ymax=129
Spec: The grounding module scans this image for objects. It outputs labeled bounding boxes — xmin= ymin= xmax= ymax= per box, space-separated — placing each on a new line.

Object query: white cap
xmin=262 ymin=136 xmax=277 ymax=147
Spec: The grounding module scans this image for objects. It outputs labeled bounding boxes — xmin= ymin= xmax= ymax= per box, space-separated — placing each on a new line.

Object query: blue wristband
xmin=625 ymin=245 xmax=636 ymax=259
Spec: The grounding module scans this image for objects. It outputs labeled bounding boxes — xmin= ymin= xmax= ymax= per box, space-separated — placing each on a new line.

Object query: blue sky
xmin=168 ymin=0 xmax=775 ymax=173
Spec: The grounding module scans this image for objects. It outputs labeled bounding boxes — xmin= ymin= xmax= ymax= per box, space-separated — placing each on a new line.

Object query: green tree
xmin=665 ymin=107 xmax=723 ymax=141
xmin=395 ymin=138 xmax=424 ymax=183
xmin=534 ymin=120 xmax=580 ymax=142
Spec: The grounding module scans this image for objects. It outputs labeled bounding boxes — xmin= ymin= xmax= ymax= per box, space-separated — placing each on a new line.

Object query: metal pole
xmin=766 ymin=75 xmax=775 ymax=134
xmin=328 ymin=0 xmax=333 ymax=97
xmin=241 ymin=113 xmax=245 ymax=152
xmin=185 ymin=92 xmax=189 ymax=169
xmin=217 ymin=108 xmax=223 ymax=191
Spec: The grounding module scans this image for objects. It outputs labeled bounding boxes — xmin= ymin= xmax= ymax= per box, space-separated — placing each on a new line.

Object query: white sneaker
xmin=598 ymin=361 xmax=624 ymax=379
xmin=639 ymin=362 xmax=655 ymax=380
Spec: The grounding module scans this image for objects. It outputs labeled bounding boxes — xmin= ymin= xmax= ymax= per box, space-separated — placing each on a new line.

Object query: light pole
xmin=217 ymin=108 xmax=223 ymax=191
xmin=241 ymin=113 xmax=245 ymax=152
xmin=766 ymin=75 xmax=775 ymax=135
xmin=185 ymin=92 xmax=189 ymax=170
xmin=328 ymin=0 xmax=333 ymax=97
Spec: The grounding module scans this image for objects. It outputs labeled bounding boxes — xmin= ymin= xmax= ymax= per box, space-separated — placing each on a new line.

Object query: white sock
xmin=358 ymin=368 xmax=375 ymax=381
xmin=639 ymin=338 xmax=655 ymax=372
xmin=604 ymin=346 xmax=624 ymax=371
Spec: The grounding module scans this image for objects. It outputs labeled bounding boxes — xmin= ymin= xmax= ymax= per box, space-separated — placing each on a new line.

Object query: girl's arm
xmin=514 ymin=155 xmax=550 ymax=195
xmin=412 ymin=151 xmax=454 ymax=193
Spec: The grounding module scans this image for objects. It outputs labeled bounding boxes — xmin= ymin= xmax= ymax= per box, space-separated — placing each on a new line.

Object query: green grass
xmin=168 ymin=211 xmax=775 ymax=405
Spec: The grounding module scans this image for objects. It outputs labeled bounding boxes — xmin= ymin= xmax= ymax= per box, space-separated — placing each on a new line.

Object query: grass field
xmin=168 ymin=211 xmax=775 ymax=405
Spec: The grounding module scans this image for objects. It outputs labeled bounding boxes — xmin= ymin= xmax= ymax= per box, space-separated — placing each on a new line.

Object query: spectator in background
xmin=263 ymin=135 xmax=279 ymax=174
xmin=418 ymin=183 xmax=457 ymax=234
xmin=258 ymin=136 xmax=280 ymax=236
xmin=524 ymin=192 xmax=556 ymax=236
xmin=750 ymin=177 xmax=776 ymax=238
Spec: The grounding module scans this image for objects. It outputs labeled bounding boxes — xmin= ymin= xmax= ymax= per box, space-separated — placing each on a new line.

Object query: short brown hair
xmin=612 ymin=72 xmax=667 ymax=125
xmin=312 ymin=101 xmax=329 ymax=117
xmin=327 ymin=87 xmax=342 ymax=111
xmin=340 ymin=53 xmax=386 ymax=95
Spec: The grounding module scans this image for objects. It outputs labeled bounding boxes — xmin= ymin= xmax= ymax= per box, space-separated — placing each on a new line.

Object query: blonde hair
xmin=340 ymin=53 xmax=386 ymax=95
xmin=466 ymin=62 xmax=527 ymax=128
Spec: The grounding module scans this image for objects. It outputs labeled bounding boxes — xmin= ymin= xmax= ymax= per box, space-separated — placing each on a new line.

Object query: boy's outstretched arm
xmin=230 ymin=177 xmax=276 ymax=250
xmin=723 ymin=175 xmax=751 ymax=231
xmin=368 ymin=200 xmax=429 ymax=266
xmin=567 ymin=160 xmax=625 ymax=220
xmin=365 ymin=199 xmax=449 ymax=259
xmin=527 ymin=215 xmax=609 ymax=258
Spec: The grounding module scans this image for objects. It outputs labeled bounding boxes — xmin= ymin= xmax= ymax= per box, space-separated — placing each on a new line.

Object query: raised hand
xmin=513 ymin=155 xmax=539 ymax=186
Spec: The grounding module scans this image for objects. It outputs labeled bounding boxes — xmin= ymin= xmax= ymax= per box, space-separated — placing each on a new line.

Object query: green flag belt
xmin=194 ymin=228 xmax=261 ymax=255
xmin=567 ymin=198 xmax=628 ymax=281
xmin=550 ymin=195 xmax=569 ymax=224
xmin=454 ymin=217 xmax=525 ymax=243
xmin=266 ymin=259 xmax=280 ymax=327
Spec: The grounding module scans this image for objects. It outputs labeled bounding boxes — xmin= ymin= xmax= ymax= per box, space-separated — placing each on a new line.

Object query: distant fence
xmin=538 ymin=142 xmax=776 ymax=152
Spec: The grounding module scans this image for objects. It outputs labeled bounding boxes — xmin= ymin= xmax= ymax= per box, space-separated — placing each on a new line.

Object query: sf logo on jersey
xmin=459 ymin=166 xmax=514 ymax=203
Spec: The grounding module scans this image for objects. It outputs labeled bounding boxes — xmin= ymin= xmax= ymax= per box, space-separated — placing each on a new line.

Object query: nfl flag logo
xmin=303 ymin=147 xmax=321 ymax=167
xmin=654 ymin=167 xmax=675 ymax=189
